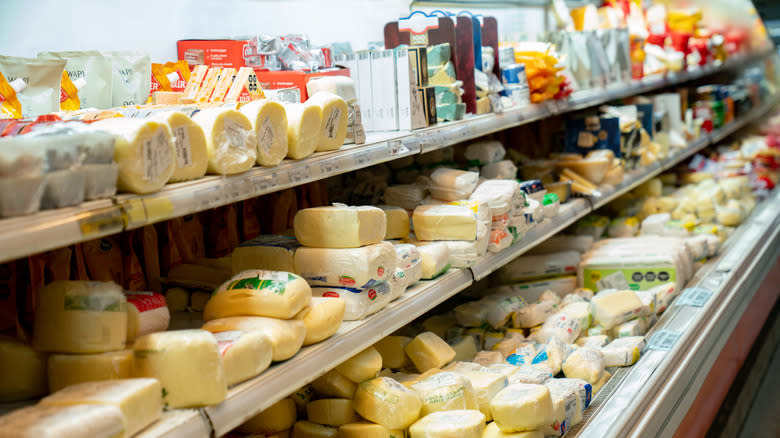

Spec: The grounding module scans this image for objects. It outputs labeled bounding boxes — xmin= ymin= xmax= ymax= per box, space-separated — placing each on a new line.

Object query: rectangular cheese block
xmin=353 ymin=377 xmax=422 ymax=429
xmin=601 ymin=336 xmax=645 ymax=367
xmin=461 ymin=371 xmax=508 ymax=422
xmin=0 ymin=404 xmax=125 ymax=438
xmin=232 ymin=235 xmax=301 ymax=274
xmin=336 ymin=347 xmax=383 ymax=383
xmin=40 ymin=379 xmax=162 ymax=437
xmin=483 ymin=422 xmax=543 ymax=438
xmin=380 ymin=205 xmax=411 ymax=240
xmin=374 ymin=336 xmax=412 ymax=369
xmin=384 ymin=184 xmax=427 ymax=211
xmin=202 ymin=316 xmax=305 ymax=361
xmin=414 ymin=242 xmax=450 ymax=280
xmin=590 ymin=290 xmax=644 ymax=329
xmin=408 ymin=410 xmax=486 ymax=438
xmin=413 ymin=204 xmax=477 ymax=241
xmin=561 ymin=348 xmax=605 ymax=384
xmin=311 ymin=283 xmax=391 ymax=321
xmin=449 ymin=336 xmax=478 ymax=362
xmin=405 ymin=332 xmax=456 ymax=373
xmin=469 ymin=180 xmax=521 ymax=216
xmin=312 ymin=369 xmax=357 ymax=399
xmin=294 ymin=242 xmax=395 ymax=288
xmin=294 ymin=206 xmax=386 ymax=248
xmin=489 ymin=383 xmax=554 ymax=433
xmin=496 ymin=251 xmax=580 ymax=284
xmin=47 ymin=350 xmax=133 ymax=393
xmin=428 ymin=168 xmax=479 ymax=201
xmin=307 ymin=398 xmax=360 ymax=426
xmin=214 ymin=330 xmax=273 ymax=386
xmin=204 ymin=270 xmax=312 ymax=320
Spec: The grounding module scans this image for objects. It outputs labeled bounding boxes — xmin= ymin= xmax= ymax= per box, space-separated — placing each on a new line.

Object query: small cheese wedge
xmin=294 ymin=206 xmax=386 ymax=248
xmin=213 ymin=330 xmax=273 ymax=386
xmin=405 ymin=332 xmax=456 ymax=373
xmin=202 ymin=316 xmax=305 ymax=361
xmin=338 ymin=422 xmax=391 ymax=438
xmin=307 ymin=91 xmax=349 ymax=151
xmin=203 ymin=270 xmax=311 ymax=320
xmin=47 ymin=350 xmax=133 ymax=392
xmin=0 ymin=337 xmax=47 ymax=402
xmin=483 ymin=422 xmax=544 ymax=438
xmin=296 ymin=297 xmax=345 ymax=346
xmin=374 ymin=336 xmax=412 ymax=369
xmin=335 ymin=346 xmax=383 ymax=383
xmin=191 ymin=107 xmax=258 ymax=175
xmin=412 ymin=204 xmax=478 ymax=241
xmin=353 ymin=377 xmax=422 ymax=429
xmin=562 ymin=347 xmax=605 ymax=384
xmin=306 ymin=398 xmax=361 ymax=426
xmin=490 ymin=383 xmax=554 ymax=433
xmin=380 ymin=205 xmax=411 ymax=240
xmin=151 ymin=111 xmax=208 ymax=182
xmin=284 ymin=103 xmax=322 ymax=159
xmin=409 ymin=410 xmax=486 ymax=438
xmin=240 ymin=99 xmax=289 ymax=166
xmin=238 ymin=398 xmax=297 ymax=434
xmin=0 ymin=404 xmax=125 ymax=438
xmin=312 ymin=370 xmax=357 ymax=399
xmin=292 ymin=420 xmax=338 ymax=438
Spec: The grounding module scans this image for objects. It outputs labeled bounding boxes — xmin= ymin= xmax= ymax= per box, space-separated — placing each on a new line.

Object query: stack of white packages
xmin=470 ymin=180 xmax=528 ymax=253
xmin=464 ymin=140 xmax=517 ymax=180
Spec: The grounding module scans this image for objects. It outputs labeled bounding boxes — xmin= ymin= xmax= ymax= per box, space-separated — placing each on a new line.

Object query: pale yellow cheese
xmin=0 ymin=404 xmax=125 ymax=438
xmin=47 ymin=350 xmax=133 ymax=392
xmin=201 ymin=316 xmax=305 ymax=361
xmin=461 ymin=371 xmax=508 ymax=421
xmin=408 ymin=410 xmax=486 ymax=438
xmin=412 ymin=205 xmax=478 ymax=241
xmin=335 ymin=346 xmax=383 ymax=383
xmin=291 ymin=385 xmax=315 ymax=412
xmin=562 ymin=347 xmax=605 ymax=385
xmin=591 ymin=290 xmax=644 ymax=329
xmin=410 ymin=371 xmax=479 ymax=415
xmin=203 ymin=270 xmax=311 ymax=320
xmin=0 ymin=337 xmax=47 ymax=402
xmin=307 ymin=91 xmax=349 ymax=151
xmin=592 ymin=370 xmax=611 ymax=394
xmin=489 ymin=384 xmax=554 ymax=433
xmin=474 ymin=350 xmax=505 ymax=367
xmin=353 ymin=377 xmax=422 ymax=429
xmin=132 ymin=329 xmax=227 ymax=408
xmin=284 ymin=103 xmax=322 ymax=159
xmin=311 ymin=369 xmax=357 ymax=399
xmin=151 ymin=111 xmax=208 ymax=182
xmin=294 ymin=206 xmax=386 ymax=248
xmin=296 ymin=297 xmax=345 ymax=346
xmin=294 ymin=242 xmax=396 ymax=289
xmin=421 ymin=314 xmax=456 ymax=340
xmin=213 ymin=330 xmax=273 ymax=386
xmin=33 ymin=281 xmax=127 ymax=354
xmin=292 ymin=420 xmax=338 ymax=438
xmin=374 ymin=336 xmax=412 ymax=369
xmin=380 ymin=205 xmax=411 ymax=240
xmin=306 ymin=398 xmax=361 ymax=426
xmin=450 ymin=336 xmax=478 ymax=362
xmin=238 ymin=398 xmax=297 ymax=434
xmin=240 ymin=99 xmax=289 ymax=166
xmin=405 ymin=332 xmax=456 ymax=373
xmin=191 ymin=107 xmax=258 ymax=175
xmin=482 ymin=422 xmax=544 ymax=438
xmin=40 ymin=379 xmax=161 ymax=437
xmin=338 ymin=422 xmax=391 ymax=438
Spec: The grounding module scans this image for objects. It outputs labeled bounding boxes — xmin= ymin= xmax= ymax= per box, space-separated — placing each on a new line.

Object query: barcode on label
xmin=675 ymin=287 xmax=713 ymax=308
xmin=321 ymin=158 xmax=341 ymax=174
xmin=646 ymin=330 xmax=681 ymax=351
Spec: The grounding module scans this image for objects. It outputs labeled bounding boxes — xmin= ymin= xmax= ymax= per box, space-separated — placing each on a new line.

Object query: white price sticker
xmin=253 ymin=172 xmax=279 ymax=193
xmin=353 ymin=148 xmax=373 ymax=166
xmin=320 ymin=158 xmax=342 ymax=174
xmin=289 ymin=164 xmax=315 ymax=184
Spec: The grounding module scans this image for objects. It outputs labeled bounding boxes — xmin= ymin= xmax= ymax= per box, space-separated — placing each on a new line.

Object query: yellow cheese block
xmin=408 ymin=409 xmax=486 ymax=438
xmin=373 ymin=336 xmax=412 ymax=369
xmin=132 ymin=329 xmax=227 ymax=408
xmin=412 ymin=205 xmax=478 ymax=241
xmin=410 ymin=371 xmax=479 ymax=415
xmin=0 ymin=404 xmax=125 ymax=438
xmin=240 ymin=99 xmax=289 ymax=166
xmin=283 ymin=103 xmax=322 ymax=159
xmin=311 ymin=370 xmax=357 ymax=399
xmin=335 ymin=346 xmax=383 ymax=383
xmin=48 ymin=350 xmax=133 ymax=392
xmin=380 ymin=205 xmax=411 ymax=240
xmin=291 ymin=385 xmax=315 ymax=412
xmin=33 ymin=281 xmax=127 ymax=354
xmin=292 ymin=420 xmax=338 ymax=438
xmin=202 ymin=316 xmax=305 ymax=362
xmin=460 ymin=370 xmax=508 ymax=421
xmin=238 ymin=398 xmax=297 ymax=434
xmin=294 ymin=206 xmax=386 ymax=249
xmin=191 ymin=107 xmax=258 ymax=175
xmin=151 ymin=111 xmax=208 ymax=182
xmin=213 ymin=330 xmax=273 ymax=386
xmin=92 ymin=118 xmax=176 ymax=194
xmin=421 ymin=314 xmax=456 ymax=340
xmin=203 ymin=270 xmax=311 ymax=320
xmin=353 ymin=377 xmax=422 ymax=429
xmin=483 ymin=422 xmax=544 ymax=438
xmin=404 ymin=332 xmax=456 ymax=373
xmin=40 ymin=378 xmax=162 ymax=437
xmin=338 ymin=422 xmax=391 ymax=438
xmin=306 ymin=398 xmax=361 ymax=426
xmin=0 ymin=337 xmax=47 ymax=402
xmin=296 ymin=297 xmax=345 ymax=346
xmin=489 ymin=384 xmax=554 ymax=433
xmin=307 ymin=91 xmax=349 ymax=152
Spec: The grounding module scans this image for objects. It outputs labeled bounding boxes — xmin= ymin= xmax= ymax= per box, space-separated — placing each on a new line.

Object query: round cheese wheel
xmin=240 ymin=99 xmax=289 ymax=166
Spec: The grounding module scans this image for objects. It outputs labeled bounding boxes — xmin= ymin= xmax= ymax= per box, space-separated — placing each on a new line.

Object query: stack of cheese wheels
xmin=294 ymin=205 xmax=401 ymax=321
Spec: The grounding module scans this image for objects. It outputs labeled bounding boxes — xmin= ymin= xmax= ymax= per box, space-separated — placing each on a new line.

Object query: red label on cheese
xmin=367 ymin=289 xmax=377 ymax=300
xmin=125 ymin=292 xmax=167 ymax=313
xmin=322 ymin=291 xmax=340 ymax=298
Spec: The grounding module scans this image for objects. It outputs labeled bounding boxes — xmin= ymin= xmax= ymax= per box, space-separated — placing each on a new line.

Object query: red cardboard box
xmin=253 ymin=68 xmax=350 ymax=102
xmin=177 ymin=39 xmax=254 ymax=68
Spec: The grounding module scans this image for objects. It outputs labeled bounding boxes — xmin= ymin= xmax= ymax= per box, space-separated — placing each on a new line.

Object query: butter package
xmin=104 ymin=51 xmax=151 ymax=106
xmin=38 ymin=51 xmax=113 ymax=109
xmin=0 ymin=55 xmax=65 ymax=117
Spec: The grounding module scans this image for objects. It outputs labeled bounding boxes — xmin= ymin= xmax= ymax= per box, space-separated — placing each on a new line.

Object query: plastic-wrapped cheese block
xmin=562 ymin=347 xmax=605 ymax=384
xmin=337 ymin=422 xmax=391 ymax=438
xmin=204 ymin=270 xmax=311 ymax=320
xmin=414 ymin=242 xmax=450 ymax=280
xmin=296 ymin=297 xmax=345 ymax=346
xmin=0 ymin=404 xmax=125 ymax=438
xmin=474 ymin=350 xmax=505 ymax=366
xmin=507 ymin=366 xmax=551 ymax=386
xmin=530 ymin=338 xmax=570 ymax=375
xmin=413 ymin=204 xmax=478 ymax=241
xmin=590 ymin=290 xmax=643 ymax=329
xmin=450 ymin=336 xmax=479 ymax=362
xmin=124 ymin=292 xmax=170 ymax=342
xmin=409 ymin=410 xmax=486 ymax=438
xmin=394 ymin=244 xmax=423 ymax=286
xmin=483 ymin=422 xmax=544 ymax=438
xmin=294 ymin=206 xmax=386 ymax=248
xmin=535 ymin=312 xmax=582 ymax=344
xmin=40 ymin=378 xmax=162 ymax=437
xmin=640 ymin=213 xmax=672 ymax=235
xmin=559 ymin=302 xmax=592 ymax=330
xmin=428 ymin=168 xmax=479 ymax=201
xmin=0 ymin=337 xmax=47 ymax=402
xmin=294 ymin=242 xmax=395 ymax=288
xmin=335 ymin=346 xmax=383 ymax=383
xmin=454 ymin=301 xmax=489 ymax=328
xmin=512 ymin=301 xmax=558 ymax=329
xmin=306 ymin=399 xmax=360 ymax=426
xmin=490 ymin=383 xmax=553 ymax=433
xmin=601 ymin=336 xmax=645 ymax=367
xmin=311 ymin=284 xmax=390 ymax=321
xmin=213 ymin=330 xmax=273 ymax=386
xmin=151 ymin=111 xmax=208 ymax=181
xmin=487 ymin=296 xmax=527 ymax=330
xmin=353 ymin=377 xmax=422 ymax=429
xmin=422 ymin=314 xmax=456 ymax=340
xmin=283 ymin=102 xmax=322 ymax=159
xmin=238 ymin=398 xmax=297 ymax=434
xmin=232 ymin=235 xmax=301 ymax=274
xmin=444 ymin=240 xmax=479 ymax=268
xmin=239 ymin=99 xmax=289 ymax=166
xmin=461 ymin=370 xmax=509 ymax=421
xmin=410 ymin=372 xmax=479 ymax=415
xmin=388 ymin=267 xmax=408 ymax=301
xmin=33 ymin=281 xmax=127 ymax=354
xmin=307 ymin=91 xmax=349 ymax=151
xmin=374 ymin=336 xmax=412 ymax=369
xmin=464 ymin=140 xmax=506 ymax=165
xmin=384 ymin=184 xmax=427 ymax=211
xmin=543 ymin=380 xmax=579 ymax=432
xmin=191 ymin=107 xmax=257 ymax=174
xmin=201 ymin=316 xmax=305 ymax=361
xmin=132 ymin=330 xmax=226 ymax=408
xmin=546 ymin=378 xmax=592 ymax=425
xmin=47 ymin=350 xmax=132 ymax=393
xmin=576 ymin=336 xmax=608 ymax=349
xmin=405 ymin=332 xmax=456 ymax=373
xmin=380 ymin=205 xmax=410 ymax=239
xmin=312 ymin=370 xmax=357 ymax=399
xmin=489 ymin=228 xmax=514 ymax=253
xmin=292 ymin=420 xmax=338 ymax=438
xmin=482 ymin=160 xmax=518 ymax=180
xmin=92 ymin=118 xmax=175 ymax=194
xmin=496 ymin=251 xmax=580 ymax=284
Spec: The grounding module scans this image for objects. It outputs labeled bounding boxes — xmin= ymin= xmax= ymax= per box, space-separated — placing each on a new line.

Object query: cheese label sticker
xmin=596 ymin=271 xmax=631 ymax=291
xmin=324 ymin=106 xmax=342 ymax=139
xmin=142 ymin=128 xmax=171 ymax=182
xmin=214 ymin=330 xmax=244 ymax=356
xmin=258 ymin=115 xmax=274 ymax=156
xmin=172 ymin=124 xmax=193 ymax=168
xmin=675 ymin=287 xmax=713 ymax=308
xmin=222 ymin=270 xmax=297 ymax=295
xmin=224 ymin=118 xmax=246 ymax=148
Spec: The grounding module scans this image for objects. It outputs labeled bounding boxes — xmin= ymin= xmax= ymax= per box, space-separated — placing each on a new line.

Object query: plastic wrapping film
xmin=307 ymin=91 xmax=349 ymax=152
xmin=150 ymin=110 xmax=208 ymax=182
xmin=562 ymin=347 xmax=605 ymax=384
xmin=191 ymin=107 xmax=257 ymax=175
xmin=203 ymin=270 xmax=311 ymax=320
xmin=311 ymin=283 xmax=391 ymax=321
xmin=413 ymin=204 xmax=479 ymax=241
xmin=394 ymin=243 xmax=423 ymax=286
xmin=201 ymin=316 xmax=305 ymax=361
xmin=294 ymin=242 xmax=396 ymax=289
xmin=353 ymin=377 xmax=422 ymax=430
xmin=428 ymin=168 xmax=479 ymax=201
xmin=408 ymin=409 xmax=486 ymax=438
xmin=409 ymin=372 xmax=479 ymax=415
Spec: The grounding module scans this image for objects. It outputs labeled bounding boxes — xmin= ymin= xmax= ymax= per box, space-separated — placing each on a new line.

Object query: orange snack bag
xmin=59 ymin=70 xmax=82 ymax=111
xmin=0 ymin=71 xmax=23 ymax=119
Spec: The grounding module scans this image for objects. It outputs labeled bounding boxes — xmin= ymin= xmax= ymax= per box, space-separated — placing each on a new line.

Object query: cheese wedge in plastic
xmin=240 ymin=99 xmax=289 ymax=166
xmin=590 ymin=290 xmax=644 ymax=329
xmin=461 ymin=370 xmax=508 ymax=421
xmin=40 ymin=378 xmax=162 ymax=437
xmin=307 ymin=91 xmax=348 ymax=151
xmin=151 ymin=111 xmax=208 ymax=182
xmin=294 ymin=206 xmax=386 ymax=248
xmin=213 ymin=330 xmax=273 ymax=386
xmin=415 ymin=242 xmax=450 ymax=279
xmin=284 ymin=103 xmax=322 ymax=159
xmin=353 ymin=377 xmax=422 ymax=429
xmin=0 ymin=337 xmax=47 ymax=402
xmin=238 ymin=398 xmax=297 ymax=434
xmin=306 ymin=398 xmax=360 ymax=426
xmin=490 ymin=383 xmax=554 ymax=433
xmin=92 ymin=118 xmax=175 ymax=194
xmin=409 ymin=410 xmax=486 ymax=438
xmin=413 ymin=204 xmax=478 ymax=241
xmin=204 ymin=270 xmax=311 ymax=320
xmin=47 ymin=350 xmax=133 ymax=393
xmin=292 ymin=420 xmax=338 ymax=438
xmin=380 ymin=205 xmax=411 ymax=240
xmin=296 ymin=297 xmax=345 ymax=346
xmin=312 ymin=369 xmax=357 ymax=399
xmin=191 ymin=107 xmax=257 ymax=175
xmin=561 ymin=347 xmax=605 ymax=384
xmin=0 ymin=404 xmax=125 ymax=438
xmin=294 ymin=242 xmax=395 ymax=289
xmin=202 ymin=316 xmax=305 ymax=361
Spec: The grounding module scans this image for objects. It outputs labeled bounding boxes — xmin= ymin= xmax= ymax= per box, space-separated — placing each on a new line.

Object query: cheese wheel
xmin=412 ymin=205 xmax=478 ymax=241
xmin=307 ymin=91 xmax=348 ymax=151
xmin=374 ymin=336 xmax=412 ymax=369
xmin=405 ymin=332 xmax=456 ymax=373
xmin=151 ymin=111 xmax=208 ymax=182
xmin=338 ymin=422 xmax=391 ymax=438
xmin=192 ymin=107 xmax=258 ymax=175
xmin=47 ymin=350 xmax=133 ymax=393
xmin=292 ymin=420 xmax=338 ymax=438
xmin=490 ymin=383 xmax=554 ymax=433
xmin=306 ymin=398 xmax=361 ymax=426
xmin=294 ymin=206 xmax=386 ymax=248
xmin=379 ymin=205 xmax=411 ymax=240
xmin=240 ymin=99 xmax=289 ymax=166
xmin=311 ymin=370 xmax=357 ymax=399
xmin=92 ymin=118 xmax=175 ymax=194
xmin=231 ymin=235 xmax=301 ymax=274
xmin=335 ymin=346 xmax=383 ymax=383
xmin=213 ymin=330 xmax=273 ymax=386
xmin=294 ymin=242 xmax=396 ymax=289
xmin=40 ymin=378 xmax=162 ymax=437
xmin=33 ymin=281 xmax=127 ymax=354
xmin=410 ymin=372 xmax=479 ymax=415
xmin=204 ymin=270 xmax=311 ymax=320
xmin=284 ymin=103 xmax=322 ymax=159
xmin=353 ymin=377 xmax=422 ymax=429
xmin=408 ymin=410 xmax=486 ymax=438
xmin=202 ymin=316 xmax=305 ymax=361
xmin=132 ymin=330 xmax=226 ymax=408
xmin=296 ymin=297 xmax=345 ymax=346
xmin=0 ymin=404 xmax=125 ymax=438
xmin=482 ymin=422 xmax=544 ymax=438
xmin=238 ymin=398 xmax=297 ymax=434
xmin=0 ymin=337 xmax=47 ymax=402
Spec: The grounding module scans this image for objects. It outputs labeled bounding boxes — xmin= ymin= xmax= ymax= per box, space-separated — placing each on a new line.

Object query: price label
xmin=387 ymin=140 xmax=410 ymax=156
xmin=320 ymin=157 xmax=342 ymax=174
xmin=353 ymin=148 xmax=373 ymax=166
xmin=193 ymin=187 xmax=222 ymax=210
xmin=675 ymin=287 xmax=714 ymax=308
xmin=253 ymin=171 xmax=279 ymax=193
xmin=121 ymin=199 xmax=147 ymax=227
xmin=646 ymin=329 xmax=682 ymax=352
xmin=289 ymin=164 xmax=318 ymax=185
xmin=79 ymin=208 xmax=124 ymax=238
xmin=143 ymin=196 xmax=174 ymax=224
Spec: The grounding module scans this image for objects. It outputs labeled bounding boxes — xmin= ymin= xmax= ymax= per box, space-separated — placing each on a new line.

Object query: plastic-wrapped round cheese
xmin=150 ymin=111 xmax=208 ymax=182
xmin=192 ymin=107 xmax=258 ymax=175
xmin=283 ymin=102 xmax=322 ymax=159
xmin=239 ymin=99 xmax=289 ymax=166
xmin=408 ymin=410 xmax=486 ymax=438
xmin=307 ymin=91 xmax=349 ymax=151
xmin=204 ymin=270 xmax=311 ymax=320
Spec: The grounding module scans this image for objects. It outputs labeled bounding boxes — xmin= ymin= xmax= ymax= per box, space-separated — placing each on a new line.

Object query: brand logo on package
xmin=399 ymin=11 xmax=440 ymax=45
